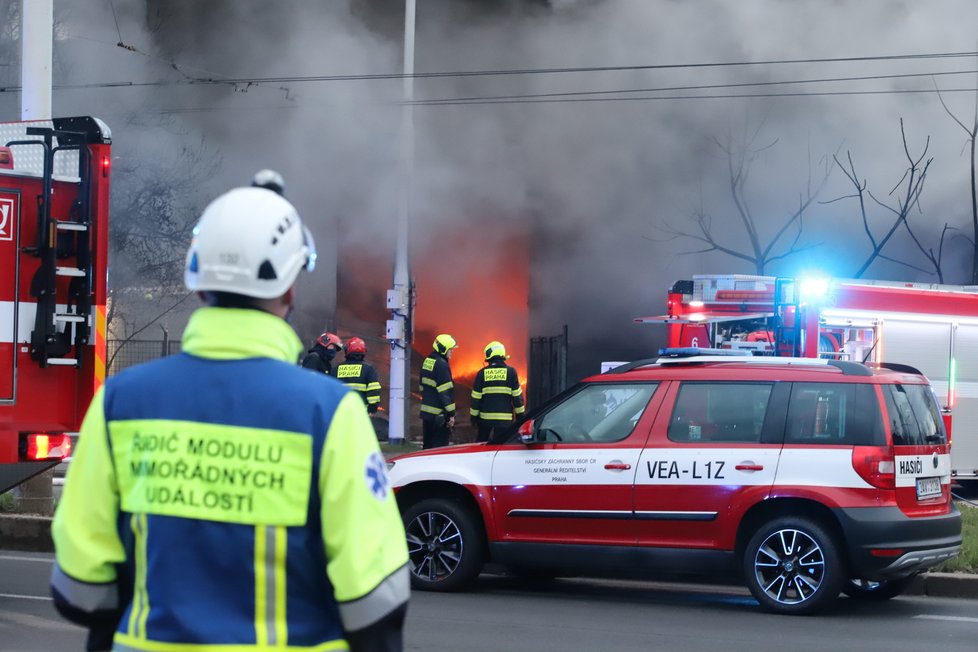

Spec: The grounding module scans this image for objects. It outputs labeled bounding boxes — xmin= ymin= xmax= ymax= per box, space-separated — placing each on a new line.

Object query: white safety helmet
xmin=185 ymin=187 xmax=317 ymax=299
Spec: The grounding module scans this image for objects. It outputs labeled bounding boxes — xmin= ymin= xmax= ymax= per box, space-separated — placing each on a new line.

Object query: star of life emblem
xmin=365 ymin=451 xmax=390 ymax=501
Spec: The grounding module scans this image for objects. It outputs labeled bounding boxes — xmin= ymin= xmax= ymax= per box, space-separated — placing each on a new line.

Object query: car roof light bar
xmin=657 ymin=347 xmax=754 ymax=358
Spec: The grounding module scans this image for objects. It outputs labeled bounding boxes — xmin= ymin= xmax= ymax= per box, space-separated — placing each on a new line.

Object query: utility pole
xmin=15 ymin=0 xmax=54 ymax=515
xmin=386 ymin=0 xmax=416 ymax=444
xmin=21 ymin=0 xmax=53 ymax=120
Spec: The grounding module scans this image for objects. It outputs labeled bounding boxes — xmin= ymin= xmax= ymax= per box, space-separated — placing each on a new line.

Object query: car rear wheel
xmin=842 ymin=576 xmax=914 ymax=601
xmin=743 ymin=517 xmax=845 ymax=615
xmin=403 ymin=497 xmax=486 ymax=592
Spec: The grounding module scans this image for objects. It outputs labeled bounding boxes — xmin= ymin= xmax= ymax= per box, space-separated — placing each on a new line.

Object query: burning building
xmin=336 ymin=225 xmax=529 ymax=442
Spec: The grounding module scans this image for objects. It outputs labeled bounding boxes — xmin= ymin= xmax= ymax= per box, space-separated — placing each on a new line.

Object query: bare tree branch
xmin=934 ymin=74 xmax=978 ymax=283
xmin=830 ymin=119 xmax=942 ymax=279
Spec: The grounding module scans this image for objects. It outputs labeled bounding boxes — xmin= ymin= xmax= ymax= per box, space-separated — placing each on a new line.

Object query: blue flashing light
xmin=798 ymin=276 xmax=829 ymax=301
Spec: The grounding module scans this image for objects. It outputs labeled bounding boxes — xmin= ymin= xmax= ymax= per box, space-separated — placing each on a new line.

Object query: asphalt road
xmin=3 ymin=553 xmax=977 ymax=652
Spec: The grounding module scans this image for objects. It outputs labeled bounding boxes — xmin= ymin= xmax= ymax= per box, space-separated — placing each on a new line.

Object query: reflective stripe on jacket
xmin=335 ymin=355 xmax=381 ymax=412
xmin=419 ymin=352 xmax=454 ymax=421
xmin=470 ymin=360 xmax=524 ymax=423
xmin=51 ymin=308 xmax=409 ymax=651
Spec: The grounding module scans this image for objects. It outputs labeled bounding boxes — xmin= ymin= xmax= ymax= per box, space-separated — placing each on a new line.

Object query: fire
xmin=335 ymin=221 xmax=529 ymax=439
xmin=413 ymin=231 xmax=529 ymax=392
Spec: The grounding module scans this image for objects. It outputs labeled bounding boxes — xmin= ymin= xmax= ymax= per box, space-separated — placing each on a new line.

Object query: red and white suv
xmin=389 ymin=349 xmax=962 ymax=614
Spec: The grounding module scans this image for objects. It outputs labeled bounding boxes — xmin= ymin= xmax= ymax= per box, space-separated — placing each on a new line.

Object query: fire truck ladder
xmin=7 ymin=126 xmax=94 ymax=368
xmin=773 ymin=277 xmax=801 ymax=358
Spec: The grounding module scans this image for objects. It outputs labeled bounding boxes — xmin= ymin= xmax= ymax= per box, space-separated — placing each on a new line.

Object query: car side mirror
xmin=517 ymin=419 xmax=535 ymax=444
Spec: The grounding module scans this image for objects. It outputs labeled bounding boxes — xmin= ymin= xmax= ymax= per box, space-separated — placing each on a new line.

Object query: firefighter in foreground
xmin=50 ymin=185 xmax=409 ymax=651
xmin=419 ymin=334 xmax=457 ymax=449
xmin=336 ymin=336 xmax=382 ymax=414
xmin=470 ymin=340 xmax=525 ymax=442
xmin=301 ymin=330 xmax=343 ymax=375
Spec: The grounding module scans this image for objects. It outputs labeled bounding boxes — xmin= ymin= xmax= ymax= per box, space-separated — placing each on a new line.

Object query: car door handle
xmin=735 ymin=464 xmax=764 ymax=471
xmin=604 ymin=463 xmax=631 ymax=470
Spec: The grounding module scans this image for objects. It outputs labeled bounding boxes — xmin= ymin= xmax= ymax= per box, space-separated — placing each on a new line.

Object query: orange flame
xmin=414 ymin=231 xmax=529 ymax=392
xmin=335 ymin=222 xmax=530 ymax=438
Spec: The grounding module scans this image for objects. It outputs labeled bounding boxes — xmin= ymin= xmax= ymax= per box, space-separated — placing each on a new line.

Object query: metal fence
xmin=527 ymin=325 xmax=568 ymax=410
xmin=107 ymin=339 xmax=182 ymax=376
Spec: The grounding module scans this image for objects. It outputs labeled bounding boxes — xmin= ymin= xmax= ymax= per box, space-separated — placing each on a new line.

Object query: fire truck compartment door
xmin=0 ymin=188 xmax=19 ymax=402
xmin=881 ymin=320 xmax=952 ymax=382
xmin=950 ymin=324 xmax=978 ymax=478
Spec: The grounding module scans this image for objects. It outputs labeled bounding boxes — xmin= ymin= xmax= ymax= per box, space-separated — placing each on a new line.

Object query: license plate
xmin=915 ymin=476 xmax=942 ymax=500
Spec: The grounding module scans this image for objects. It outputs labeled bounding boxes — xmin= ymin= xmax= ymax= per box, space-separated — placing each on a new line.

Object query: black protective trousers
xmin=422 ymin=419 xmax=451 ymax=449
xmin=476 ymin=420 xmax=511 ymax=443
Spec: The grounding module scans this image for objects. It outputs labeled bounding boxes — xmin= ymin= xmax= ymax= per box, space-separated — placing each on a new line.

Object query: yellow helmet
xmin=484 ymin=340 xmax=508 ymax=360
xmin=433 ymin=334 xmax=458 ymax=355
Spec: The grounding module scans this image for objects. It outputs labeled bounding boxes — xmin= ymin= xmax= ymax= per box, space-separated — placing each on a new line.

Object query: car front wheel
xmin=403 ymin=497 xmax=486 ymax=592
xmin=743 ymin=517 xmax=845 ymax=615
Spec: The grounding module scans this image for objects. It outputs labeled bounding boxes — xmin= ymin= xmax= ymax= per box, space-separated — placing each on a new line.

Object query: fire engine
xmin=637 ymin=274 xmax=978 ymax=481
xmin=0 ymin=116 xmax=110 ymax=495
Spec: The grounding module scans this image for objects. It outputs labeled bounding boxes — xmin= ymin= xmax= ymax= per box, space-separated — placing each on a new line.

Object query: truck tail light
xmin=26 ymin=433 xmax=73 ymax=461
xmin=852 ymin=446 xmax=895 ymax=489
xmin=102 ymin=155 xmax=111 ymax=177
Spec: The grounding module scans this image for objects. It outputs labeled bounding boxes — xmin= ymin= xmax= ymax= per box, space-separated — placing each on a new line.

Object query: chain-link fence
xmin=107 ymin=339 xmax=182 ymax=376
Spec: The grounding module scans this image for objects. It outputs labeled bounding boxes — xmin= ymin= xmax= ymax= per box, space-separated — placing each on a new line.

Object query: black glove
xmin=86 ymin=620 xmax=117 ymax=652
xmin=346 ymin=603 xmax=407 ymax=652
xmin=470 ymin=416 xmax=479 ymax=428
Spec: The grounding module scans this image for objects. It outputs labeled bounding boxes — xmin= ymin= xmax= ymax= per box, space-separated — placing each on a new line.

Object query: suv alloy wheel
xmin=403 ymin=497 xmax=486 ymax=591
xmin=743 ymin=516 xmax=846 ymax=615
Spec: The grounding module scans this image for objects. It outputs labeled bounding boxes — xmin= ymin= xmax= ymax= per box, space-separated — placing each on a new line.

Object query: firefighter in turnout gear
xmin=470 ymin=341 xmax=525 ymax=442
xmin=420 ymin=334 xmax=457 ymax=449
xmin=301 ymin=331 xmax=343 ymax=376
xmin=50 ymin=185 xmax=409 ymax=652
xmin=336 ymin=337 xmax=381 ymax=414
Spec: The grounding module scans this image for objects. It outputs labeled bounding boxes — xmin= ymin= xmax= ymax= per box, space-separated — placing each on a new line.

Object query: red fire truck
xmin=638 ymin=274 xmax=978 ymax=480
xmin=0 ymin=116 xmax=110 ymax=495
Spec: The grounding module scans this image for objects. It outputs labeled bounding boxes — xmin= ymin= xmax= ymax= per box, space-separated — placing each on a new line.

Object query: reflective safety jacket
xmin=470 ymin=359 xmax=525 ymax=423
xmin=335 ymin=354 xmax=381 ymax=414
xmin=51 ymin=308 xmax=409 ymax=652
xmin=419 ymin=351 xmax=454 ymax=422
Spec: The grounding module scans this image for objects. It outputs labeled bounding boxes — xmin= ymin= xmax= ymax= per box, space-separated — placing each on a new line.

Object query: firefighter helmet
xmin=433 ymin=334 xmax=458 ymax=355
xmin=484 ymin=340 xmax=508 ymax=360
xmin=345 ymin=337 xmax=367 ymax=355
xmin=185 ymin=187 xmax=316 ymax=299
xmin=316 ymin=332 xmax=343 ymax=351
xmin=251 ymin=169 xmax=285 ymax=196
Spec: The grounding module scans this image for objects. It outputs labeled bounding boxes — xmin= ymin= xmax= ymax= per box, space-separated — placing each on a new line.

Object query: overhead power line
xmin=408 ymin=86 xmax=978 ymax=107
xmin=410 ymin=68 xmax=978 ymax=105
xmin=0 ymin=49 xmax=977 ymax=93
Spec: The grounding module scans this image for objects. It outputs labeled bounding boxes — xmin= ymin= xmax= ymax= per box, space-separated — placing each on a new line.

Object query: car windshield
xmin=535 ymin=383 xmax=657 ymax=443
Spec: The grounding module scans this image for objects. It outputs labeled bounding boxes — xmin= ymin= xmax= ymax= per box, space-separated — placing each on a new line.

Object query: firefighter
xmin=50 ymin=185 xmax=409 ymax=652
xmin=420 ymin=334 xmax=457 ymax=449
xmin=470 ymin=340 xmax=525 ymax=442
xmin=301 ymin=330 xmax=343 ymax=375
xmin=336 ymin=336 xmax=382 ymax=414
xmin=251 ymin=168 xmax=286 ymax=195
